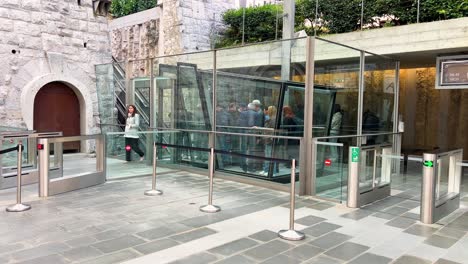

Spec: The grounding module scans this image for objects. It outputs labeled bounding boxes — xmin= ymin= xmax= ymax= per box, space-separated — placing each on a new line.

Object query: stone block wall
xmin=0 ymin=0 xmax=111 ymax=134
xmin=109 ymin=8 xmax=160 ymax=62
xmin=178 ymin=0 xmax=234 ymax=52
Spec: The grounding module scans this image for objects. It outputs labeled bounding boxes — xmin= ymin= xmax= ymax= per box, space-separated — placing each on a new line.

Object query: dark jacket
xmin=239 ymin=110 xmax=258 ymax=128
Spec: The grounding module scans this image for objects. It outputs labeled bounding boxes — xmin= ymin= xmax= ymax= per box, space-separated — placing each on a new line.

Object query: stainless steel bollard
xmin=200 ymin=148 xmax=221 ymax=213
xmin=6 ymin=144 xmax=31 ymax=212
xmin=278 ymin=159 xmax=305 ymax=241
xmin=145 ymin=144 xmax=163 ymax=196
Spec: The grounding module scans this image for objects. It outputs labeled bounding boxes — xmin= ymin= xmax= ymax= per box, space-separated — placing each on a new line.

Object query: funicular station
xmin=1 ymin=37 xmax=467 ymax=264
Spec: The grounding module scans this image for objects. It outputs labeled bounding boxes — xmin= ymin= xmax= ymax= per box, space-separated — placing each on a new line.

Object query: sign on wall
xmin=436 ymin=55 xmax=468 ymax=89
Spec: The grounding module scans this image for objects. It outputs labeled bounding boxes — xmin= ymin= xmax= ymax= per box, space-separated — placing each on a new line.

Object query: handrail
xmin=0 ymin=131 xmax=63 ymax=139
xmin=135 ymin=88 xmax=150 ymax=107
xmin=46 ymin=134 xmax=102 ymax=143
xmin=149 ymin=127 xmax=303 ymax=140
xmin=0 ymin=130 xmax=35 ymax=137
xmin=105 ymin=128 xmax=303 ymax=140
xmin=215 ymin=125 xmax=285 ymax=132
xmin=313 ymin=132 xmax=401 ymax=141
xmin=100 ymin=123 xmax=126 ymax=127
xmin=104 ymin=130 xmax=178 ymax=136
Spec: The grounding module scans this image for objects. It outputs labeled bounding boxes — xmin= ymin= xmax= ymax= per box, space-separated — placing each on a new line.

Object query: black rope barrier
xmin=0 ymin=144 xmax=22 ymax=155
xmin=154 ymin=142 xmax=291 ymax=163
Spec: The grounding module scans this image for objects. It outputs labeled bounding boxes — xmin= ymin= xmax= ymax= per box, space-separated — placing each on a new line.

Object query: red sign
xmin=325 ymin=159 xmax=332 ymax=166
xmin=37 ymin=144 xmax=44 ymax=150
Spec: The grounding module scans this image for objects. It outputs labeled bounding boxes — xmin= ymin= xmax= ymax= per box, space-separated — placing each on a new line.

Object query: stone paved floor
xmin=0 ymin=166 xmax=467 ymax=264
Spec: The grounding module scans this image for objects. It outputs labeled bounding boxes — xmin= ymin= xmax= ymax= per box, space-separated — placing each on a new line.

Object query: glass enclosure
xmin=95 ymin=36 xmax=399 ymax=190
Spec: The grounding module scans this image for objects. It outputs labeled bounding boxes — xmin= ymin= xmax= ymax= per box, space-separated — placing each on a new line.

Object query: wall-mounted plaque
xmin=436 ymin=55 xmax=468 ymax=89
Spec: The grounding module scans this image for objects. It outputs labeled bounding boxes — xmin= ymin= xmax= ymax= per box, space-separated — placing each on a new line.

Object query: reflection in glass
xmin=436 ymin=155 xmax=450 ymax=199
xmin=359 ymin=149 xmax=375 ymax=193
xmin=363 ymin=54 xmax=396 ymax=135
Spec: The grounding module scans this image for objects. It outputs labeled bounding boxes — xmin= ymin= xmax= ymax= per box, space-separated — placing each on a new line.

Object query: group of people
xmin=123 ymin=101 xmax=367 ymax=174
xmin=215 ymin=99 xmax=302 ymax=176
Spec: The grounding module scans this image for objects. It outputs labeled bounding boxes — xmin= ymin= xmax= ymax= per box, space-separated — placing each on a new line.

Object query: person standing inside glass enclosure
xmin=261 ymin=106 xmax=277 ymax=176
xmin=329 ymin=104 xmax=343 ymax=161
xmin=228 ymin=103 xmax=241 ymax=165
xmin=124 ymin=105 xmax=144 ymax=162
xmin=216 ymin=104 xmax=230 ymax=167
xmin=239 ymin=103 xmax=258 ymax=172
xmin=282 ymin=106 xmax=299 ymax=167
xmin=363 ymin=109 xmax=380 ymax=145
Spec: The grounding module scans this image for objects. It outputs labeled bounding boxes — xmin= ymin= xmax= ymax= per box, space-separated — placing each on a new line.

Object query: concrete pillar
xmin=281 ymin=0 xmax=295 ymax=80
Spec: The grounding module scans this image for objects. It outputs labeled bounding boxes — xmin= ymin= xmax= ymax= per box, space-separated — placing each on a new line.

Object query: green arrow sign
xmin=423 ymin=160 xmax=434 ymax=167
xmin=351 ymin=147 xmax=360 ymax=163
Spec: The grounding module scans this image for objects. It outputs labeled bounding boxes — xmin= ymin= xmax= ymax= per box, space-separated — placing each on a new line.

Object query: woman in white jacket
xmin=125 ymin=105 xmax=145 ymax=162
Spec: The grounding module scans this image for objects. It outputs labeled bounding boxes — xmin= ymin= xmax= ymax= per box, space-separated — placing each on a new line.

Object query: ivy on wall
xmin=110 ymin=0 xmax=157 ymax=18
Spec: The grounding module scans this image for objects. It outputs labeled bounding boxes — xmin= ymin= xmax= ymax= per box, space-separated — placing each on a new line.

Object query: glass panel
xmin=0 ymin=137 xmax=31 ymax=169
xmin=215 ymin=38 xmax=307 ymax=183
xmin=65 ymin=139 xmax=98 ymax=177
xmin=315 ymin=141 xmax=346 ymax=202
xmin=315 ymin=39 xmax=361 ymax=136
xmin=359 ymin=149 xmax=374 ymax=193
xmin=436 ymin=155 xmax=450 ymax=200
xmin=127 ymin=59 xmax=151 ymax=133
xmin=377 ymin=146 xmax=393 ymax=187
xmin=154 ymin=51 xmax=214 ymax=133
xmin=363 ymin=54 xmax=396 ymax=136
xmin=216 ymin=134 xmax=299 ymax=180
xmin=105 ymin=131 xmax=179 ymax=179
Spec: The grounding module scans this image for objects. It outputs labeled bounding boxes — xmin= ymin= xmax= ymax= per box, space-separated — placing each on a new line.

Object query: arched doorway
xmin=34 ymin=82 xmax=81 ymax=152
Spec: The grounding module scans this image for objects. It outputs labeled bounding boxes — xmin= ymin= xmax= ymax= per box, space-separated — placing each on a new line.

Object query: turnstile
xmin=347 ymin=144 xmax=394 ymax=208
xmin=421 ymin=149 xmax=463 ymax=224
xmin=38 ymin=135 xmax=106 ymax=197
xmin=0 ymin=131 xmax=62 ymax=189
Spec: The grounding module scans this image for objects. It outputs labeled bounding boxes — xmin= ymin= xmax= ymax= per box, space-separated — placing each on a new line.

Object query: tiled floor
xmin=0 ymin=162 xmax=467 ymax=264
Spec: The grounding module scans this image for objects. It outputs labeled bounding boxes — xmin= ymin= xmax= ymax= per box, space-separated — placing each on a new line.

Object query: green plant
xmin=216 ymin=4 xmax=283 ymax=48
xmin=216 ymin=0 xmax=468 ymax=48
xmin=110 ymin=0 xmax=157 ymax=18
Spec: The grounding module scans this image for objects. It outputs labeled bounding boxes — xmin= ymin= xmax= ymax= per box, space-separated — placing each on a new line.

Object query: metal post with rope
xmin=278 ymin=159 xmax=305 ymax=241
xmin=144 ymin=143 xmax=163 ymax=196
xmin=2 ymin=143 xmax=31 ymax=212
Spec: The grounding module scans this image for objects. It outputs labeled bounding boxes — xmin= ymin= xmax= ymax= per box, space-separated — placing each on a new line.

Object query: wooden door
xmin=34 ymin=82 xmax=81 ymax=152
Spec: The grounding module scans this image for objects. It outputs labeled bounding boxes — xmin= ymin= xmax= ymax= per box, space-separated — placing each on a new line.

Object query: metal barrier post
xmin=278 ymin=159 xmax=305 ymax=241
xmin=200 ymin=148 xmax=221 ymax=213
xmin=6 ymin=144 xmax=31 ymax=212
xmin=38 ymin=138 xmax=50 ymax=197
xmin=347 ymin=147 xmax=360 ymax=208
xmin=420 ymin=153 xmax=436 ymax=224
xmin=145 ymin=143 xmax=163 ymax=196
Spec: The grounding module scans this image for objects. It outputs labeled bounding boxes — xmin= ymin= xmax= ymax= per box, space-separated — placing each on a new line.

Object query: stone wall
xmin=109 ymin=7 xmax=160 ymax=62
xmin=0 ymin=0 xmax=111 ymax=134
xmin=108 ymin=0 xmax=236 ymax=63
xmin=178 ymin=0 xmax=235 ymax=52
